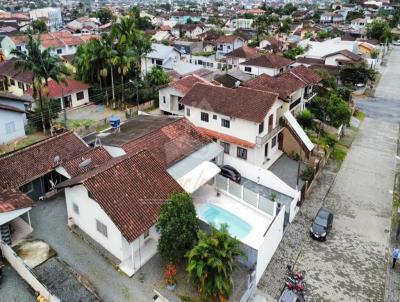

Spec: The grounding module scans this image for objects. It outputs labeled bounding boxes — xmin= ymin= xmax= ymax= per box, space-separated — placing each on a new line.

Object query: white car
xmin=393 ymin=41 xmax=400 ymax=46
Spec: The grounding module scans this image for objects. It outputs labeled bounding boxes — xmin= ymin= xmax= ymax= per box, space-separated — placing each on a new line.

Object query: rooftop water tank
xmin=109 ymin=115 xmax=121 ymax=129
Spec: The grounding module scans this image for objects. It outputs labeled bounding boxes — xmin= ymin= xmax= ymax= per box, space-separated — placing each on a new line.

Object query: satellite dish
xmin=54 ymin=155 xmax=60 ymax=164
xmin=79 ymin=158 xmax=92 ymax=169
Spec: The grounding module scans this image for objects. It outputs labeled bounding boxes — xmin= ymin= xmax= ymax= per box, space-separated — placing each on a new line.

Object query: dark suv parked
xmin=219 ymin=165 xmax=241 ymax=183
xmin=310 ymin=207 xmax=333 ymax=241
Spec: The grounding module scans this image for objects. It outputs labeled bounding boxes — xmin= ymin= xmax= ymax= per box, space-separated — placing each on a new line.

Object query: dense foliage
xmin=156 ymin=193 xmax=199 ymax=263
xmin=340 ymin=62 xmax=376 ymax=86
xmin=366 ymin=19 xmax=392 ymax=43
xmin=187 ymin=225 xmax=245 ymax=302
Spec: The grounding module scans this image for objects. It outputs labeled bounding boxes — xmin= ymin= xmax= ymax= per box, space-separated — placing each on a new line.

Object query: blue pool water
xmin=197 ymin=203 xmax=252 ymax=239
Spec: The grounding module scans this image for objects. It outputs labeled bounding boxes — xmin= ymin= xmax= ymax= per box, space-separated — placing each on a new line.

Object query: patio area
xmin=192 ymin=184 xmax=273 ymax=249
xmin=269 ymin=154 xmax=307 ymax=190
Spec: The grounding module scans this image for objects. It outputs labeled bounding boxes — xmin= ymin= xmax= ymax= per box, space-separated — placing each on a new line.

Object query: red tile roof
xmin=122 ymin=118 xmax=212 ymax=167
xmin=0 ymin=188 xmax=34 ymax=213
xmin=289 ymin=65 xmax=322 ymax=85
xmin=216 ymin=35 xmax=242 ymax=44
xmin=0 ymin=131 xmax=88 ymax=189
xmin=0 ymin=59 xmax=33 ymax=84
xmin=58 ymin=150 xmax=184 ymax=242
xmin=198 ymin=127 xmax=255 ymax=149
xmin=241 ymin=53 xmax=294 ymax=69
xmin=62 ymin=146 xmax=112 ymax=178
xmin=180 ymin=83 xmax=278 ymax=123
xmin=244 ymin=73 xmax=305 ymax=100
xmin=323 ymin=49 xmax=362 ymax=62
xmin=225 ymin=45 xmax=258 ymax=59
xmin=25 ymin=78 xmax=89 ymax=99
xmin=168 ymin=74 xmax=212 ymax=94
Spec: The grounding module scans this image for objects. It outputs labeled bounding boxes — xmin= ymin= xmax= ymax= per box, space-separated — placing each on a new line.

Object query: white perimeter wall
xmin=256 ymin=205 xmax=285 ymax=284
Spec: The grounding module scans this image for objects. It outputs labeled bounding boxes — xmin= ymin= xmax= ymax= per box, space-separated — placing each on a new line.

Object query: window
xmin=272 ymin=136 xmax=277 ymax=148
xmin=198 ymin=60 xmax=203 ymax=65
xmin=259 ymin=122 xmax=264 ymax=134
xmin=186 ymin=108 xmax=190 ymax=116
xmin=237 ymin=147 xmax=247 ymax=160
xmin=76 ymin=91 xmax=84 ymax=100
xmin=178 ymin=103 xmax=184 ymax=111
xmin=16 ymin=46 xmax=21 ymax=51
xmin=201 ymin=112 xmax=209 ymax=122
xmin=73 ymin=203 xmax=79 ymax=215
xmin=20 ymin=182 xmax=33 ymax=194
xmin=221 ymin=141 xmax=230 ymax=154
xmin=56 ymin=48 xmax=62 ymax=54
xmin=18 ymin=81 xmax=23 ymax=89
xmin=244 ymin=66 xmax=252 ymax=73
xmin=227 ymin=45 xmax=231 ymax=49
xmin=221 ymin=118 xmax=230 ymax=128
xmin=5 ymin=121 xmax=16 ymax=134
xmin=96 ymin=219 xmax=108 ymax=238
xmin=213 ymin=114 xmax=217 ymax=120
xmin=155 ymin=59 xmax=163 ymax=66
xmin=151 ymin=58 xmax=155 ymax=64
xmin=10 ymin=79 xmax=15 ymax=86
xmin=144 ymin=229 xmax=150 ymax=239
xmin=163 ymin=96 xmax=166 ymax=104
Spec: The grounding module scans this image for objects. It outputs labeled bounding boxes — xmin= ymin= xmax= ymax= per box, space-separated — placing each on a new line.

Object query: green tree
xmin=297 ymin=109 xmax=314 ymax=129
xmin=187 ymin=225 xmax=245 ymax=302
xmin=12 ymin=34 xmax=70 ymax=133
xmin=156 ymin=193 xmax=199 ymax=263
xmin=314 ymin=68 xmax=337 ymax=90
xmin=366 ymin=19 xmax=392 ymax=43
xmin=252 ymin=15 xmax=271 ymax=39
xmin=309 ymin=93 xmax=351 ymax=128
xmin=340 ymin=62 xmax=376 ymax=86
xmin=96 ymin=8 xmax=113 ymax=25
xmin=31 ymin=19 xmax=47 ymax=33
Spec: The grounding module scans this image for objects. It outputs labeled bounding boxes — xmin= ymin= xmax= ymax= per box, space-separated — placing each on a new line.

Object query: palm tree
xmin=186 ymin=225 xmax=245 ymax=302
xmin=12 ymin=34 xmax=69 ymax=133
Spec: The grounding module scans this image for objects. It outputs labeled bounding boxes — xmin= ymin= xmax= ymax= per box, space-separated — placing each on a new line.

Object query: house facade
xmin=239 ymin=54 xmax=294 ymax=76
xmin=141 ymin=44 xmax=181 ymax=76
xmin=216 ymin=35 xmax=245 ymax=60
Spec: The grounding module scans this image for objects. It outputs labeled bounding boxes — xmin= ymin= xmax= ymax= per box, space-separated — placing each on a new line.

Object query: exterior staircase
xmin=0 ymin=224 xmax=11 ymax=245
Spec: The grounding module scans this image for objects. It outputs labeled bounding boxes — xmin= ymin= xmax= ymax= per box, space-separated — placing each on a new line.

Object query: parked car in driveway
xmin=393 ymin=40 xmax=400 ymax=46
xmin=219 ymin=165 xmax=241 ymax=183
xmin=310 ymin=207 xmax=333 ymax=241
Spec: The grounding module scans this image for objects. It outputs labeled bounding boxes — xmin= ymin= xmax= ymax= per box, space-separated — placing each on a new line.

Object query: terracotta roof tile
xmin=225 ymin=45 xmax=258 ymax=59
xmin=25 ymin=78 xmax=89 ymax=98
xmin=216 ymin=35 xmax=242 ymax=44
xmin=198 ymin=127 xmax=255 ymax=149
xmin=240 ymin=53 xmax=294 ymax=69
xmin=169 ymin=74 xmax=212 ymax=94
xmin=122 ymin=118 xmax=212 ymax=167
xmin=180 ymin=83 xmax=278 ymax=123
xmin=323 ymin=49 xmax=362 ymax=62
xmin=0 ymin=132 xmax=88 ymax=189
xmin=58 ymin=150 xmax=183 ymax=242
xmin=62 ymin=146 xmax=112 ymax=178
xmin=289 ymin=65 xmax=322 ymax=85
xmin=0 ymin=59 xmax=33 ymax=84
xmin=0 ymin=188 xmax=34 ymax=213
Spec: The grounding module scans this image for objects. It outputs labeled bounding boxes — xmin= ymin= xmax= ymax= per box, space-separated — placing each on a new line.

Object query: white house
xmin=323 ymin=49 xmax=363 ymax=66
xmin=215 ymin=35 xmax=245 ymax=60
xmin=30 ymin=7 xmax=63 ymax=31
xmin=225 ymin=45 xmax=258 ymax=69
xmin=239 ymin=53 xmax=293 ymax=76
xmin=58 ymin=150 xmax=185 ymax=277
xmin=171 ymin=23 xmax=206 ymax=39
xmin=224 ymin=18 xmax=254 ymax=30
xmin=141 ymin=43 xmax=181 ymax=76
xmin=298 ymin=37 xmax=359 ymax=60
xmin=159 ymin=74 xmax=213 ymax=115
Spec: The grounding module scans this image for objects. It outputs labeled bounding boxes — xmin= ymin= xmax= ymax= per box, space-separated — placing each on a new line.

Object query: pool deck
xmin=193 ymin=185 xmax=272 ymax=250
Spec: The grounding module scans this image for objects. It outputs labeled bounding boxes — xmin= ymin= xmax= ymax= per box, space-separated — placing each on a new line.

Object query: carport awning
xmin=284 ymin=111 xmax=314 ymax=151
xmin=177 ymin=161 xmax=221 ymax=194
xmin=0 ymin=207 xmax=31 ymax=225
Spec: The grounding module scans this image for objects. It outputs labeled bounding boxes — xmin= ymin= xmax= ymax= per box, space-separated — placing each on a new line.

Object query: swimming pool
xmin=197 ymin=203 xmax=252 ymax=239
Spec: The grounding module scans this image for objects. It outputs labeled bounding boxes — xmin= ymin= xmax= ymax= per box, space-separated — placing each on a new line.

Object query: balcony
xmin=256 ymin=124 xmax=284 ymax=146
xmin=304 ymin=92 xmax=317 ymax=102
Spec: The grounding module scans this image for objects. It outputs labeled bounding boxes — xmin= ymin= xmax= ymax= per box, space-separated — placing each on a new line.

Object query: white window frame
xmin=96 ymin=219 xmax=108 ymax=238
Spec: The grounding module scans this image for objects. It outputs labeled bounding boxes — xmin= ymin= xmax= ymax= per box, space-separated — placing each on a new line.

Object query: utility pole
xmin=62 ymin=88 xmax=68 ymax=130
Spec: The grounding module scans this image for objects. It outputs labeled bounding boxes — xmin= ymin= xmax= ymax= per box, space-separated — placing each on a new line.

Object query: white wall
xmin=159 ymin=86 xmax=184 ymax=115
xmin=324 ymin=54 xmax=351 ymax=66
xmin=0 ymin=110 xmax=26 ymax=144
xmin=65 ymin=185 xmax=126 ymax=260
xmin=239 ymin=64 xmax=280 ymax=76
xmin=255 ymin=205 xmax=285 ymax=284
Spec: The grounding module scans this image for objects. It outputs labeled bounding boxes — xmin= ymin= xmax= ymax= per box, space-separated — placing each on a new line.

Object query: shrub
xmin=297 ymin=109 xmax=314 ymax=129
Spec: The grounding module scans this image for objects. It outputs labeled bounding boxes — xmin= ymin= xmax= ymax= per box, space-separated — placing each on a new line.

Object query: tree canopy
xmin=95 ymin=8 xmax=113 ymax=25
xmin=187 ymin=225 xmax=245 ymax=302
xmin=156 ymin=193 xmax=199 ymax=263
xmin=31 ymin=19 xmax=47 ymax=33
xmin=340 ymin=62 xmax=376 ymax=86
xmin=366 ymin=19 xmax=392 ymax=43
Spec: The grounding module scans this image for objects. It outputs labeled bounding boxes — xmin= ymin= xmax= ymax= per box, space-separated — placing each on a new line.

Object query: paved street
xmin=294 ymin=49 xmax=400 ymax=301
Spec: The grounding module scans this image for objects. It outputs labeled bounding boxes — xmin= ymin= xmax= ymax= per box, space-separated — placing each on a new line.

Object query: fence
xmin=215 ymin=174 xmax=276 ymax=217
xmin=0 ymin=241 xmax=60 ymax=302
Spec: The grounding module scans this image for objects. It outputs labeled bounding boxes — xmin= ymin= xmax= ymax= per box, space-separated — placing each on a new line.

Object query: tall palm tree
xmin=187 ymin=225 xmax=245 ymax=302
xmin=12 ymin=34 xmax=69 ymax=133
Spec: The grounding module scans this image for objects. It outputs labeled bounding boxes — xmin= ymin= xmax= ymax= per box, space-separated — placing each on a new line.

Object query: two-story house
xmin=0 ymin=59 xmax=32 ymax=96
xmin=225 ymin=45 xmax=258 ymax=69
xmin=159 ymin=74 xmax=213 ymax=115
xmin=171 ymin=23 xmax=206 ymax=39
xmin=215 ymin=35 xmax=245 ymax=60
xmin=141 ymin=43 xmax=181 ymax=76
xmin=239 ymin=53 xmax=294 ymax=76
xmin=180 ymin=83 xmax=285 ymax=167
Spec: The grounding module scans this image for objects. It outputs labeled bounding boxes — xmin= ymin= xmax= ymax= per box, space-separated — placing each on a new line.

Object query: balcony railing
xmin=256 ymin=124 xmax=284 ymax=146
xmin=304 ymin=92 xmax=317 ymax=102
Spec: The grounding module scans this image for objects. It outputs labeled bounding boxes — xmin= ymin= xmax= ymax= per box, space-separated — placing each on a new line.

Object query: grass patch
xmin=62 ymin=119 xmax=95 ymax=130
xmin=15 ymin=135 xmax=45 ymax=150
xmin=354 ymin=110 xmax=365 ymax=121
xmin=121 ymin=286 xmax=132 ymax=302
xmin=331 ymin=145 xmax=348 ymax=162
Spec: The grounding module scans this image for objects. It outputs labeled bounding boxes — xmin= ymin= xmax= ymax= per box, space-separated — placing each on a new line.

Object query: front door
xmin=278 ymin=132 xmax=284 ymax=150
xmin=264 ymin=143 xmax=269 ymax=158
xmin=63 ymin=95 xmax=71 ymax=109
